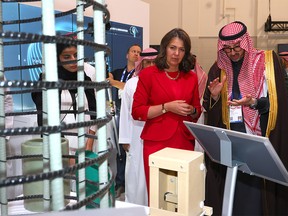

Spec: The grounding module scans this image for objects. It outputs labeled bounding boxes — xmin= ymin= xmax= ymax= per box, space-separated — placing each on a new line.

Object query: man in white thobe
xmin=118 ymin=48 xmax=158 ymax=206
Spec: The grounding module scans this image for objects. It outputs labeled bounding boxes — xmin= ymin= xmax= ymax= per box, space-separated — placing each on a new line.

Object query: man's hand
xmin=227 ymin=94 xmax=255 ymax=106
xmin=106 ymin=72 xmax=125 ymax=90
xmin=122 ymin=144 xmax=130 ymax=152
xmin=208 ymin=76 xmax=227 ymax=100
xmin=106 ymin=73 xmax=115 ymax=86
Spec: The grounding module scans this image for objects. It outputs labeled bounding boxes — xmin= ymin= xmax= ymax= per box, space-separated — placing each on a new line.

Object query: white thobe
xmin=119 ymin=76 xmax=148 ymax=206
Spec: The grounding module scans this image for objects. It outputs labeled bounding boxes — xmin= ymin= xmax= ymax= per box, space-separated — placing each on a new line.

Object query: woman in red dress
xmin=132 ymin=28 xmax=201 ymax=201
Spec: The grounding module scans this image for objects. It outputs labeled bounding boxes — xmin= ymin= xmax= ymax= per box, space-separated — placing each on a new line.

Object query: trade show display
xmin=184 ymin=121 xmax=288 ymax=216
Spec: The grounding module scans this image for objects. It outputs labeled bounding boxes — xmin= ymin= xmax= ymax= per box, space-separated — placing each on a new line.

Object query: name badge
xmin=229 ymin=105 xmax=243 ymax=123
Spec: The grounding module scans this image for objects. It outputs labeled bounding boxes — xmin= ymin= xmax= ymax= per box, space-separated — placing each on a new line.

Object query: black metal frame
xmin=265 ymin=15 xmax=288 ymax=32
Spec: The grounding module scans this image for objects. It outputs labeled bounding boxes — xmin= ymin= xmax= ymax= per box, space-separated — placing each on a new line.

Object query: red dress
xmin=132 ymin=65 xmax=201 ymax=202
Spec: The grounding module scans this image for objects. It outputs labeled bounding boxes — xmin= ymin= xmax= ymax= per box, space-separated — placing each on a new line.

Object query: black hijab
xmin=57 ymin=64 xmax=97 ymax=121
xmin=32 ymin=43 xmax=96 ymax=126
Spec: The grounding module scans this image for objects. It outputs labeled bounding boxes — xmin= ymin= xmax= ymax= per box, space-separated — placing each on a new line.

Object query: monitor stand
xmin=222 ymin=166 xmax=237 ymax=216
xmin=215 ymin=129 xmax=238 ymax=216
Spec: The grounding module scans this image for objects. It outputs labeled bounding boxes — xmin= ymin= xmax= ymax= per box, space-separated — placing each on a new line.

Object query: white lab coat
xmin=119 ymin=76 xmax=148 ymax=206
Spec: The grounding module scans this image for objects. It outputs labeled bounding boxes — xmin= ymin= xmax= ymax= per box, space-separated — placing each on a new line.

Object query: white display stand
xmin=1 ymin=199 xmax=148 ymax=216
xmin=149 ymin=147 xmax=212 ymax=216
xmin=184 ymin=121 xmax=288 ymax=216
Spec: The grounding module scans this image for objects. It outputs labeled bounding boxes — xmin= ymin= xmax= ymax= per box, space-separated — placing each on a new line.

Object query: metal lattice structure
xmin=0 ymin=0 xmax=114 ymax=215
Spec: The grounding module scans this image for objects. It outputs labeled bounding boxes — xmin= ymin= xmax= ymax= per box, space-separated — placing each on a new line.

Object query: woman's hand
xmin=208 ymin=76 xmax=226 ymax=100
xmin=165 ymin=100 xmax=196 ymax=116
xmin=85 ymin=138 xmax=94 ymax=151
xmin=85 ymin=129 xmax=96 ymax=151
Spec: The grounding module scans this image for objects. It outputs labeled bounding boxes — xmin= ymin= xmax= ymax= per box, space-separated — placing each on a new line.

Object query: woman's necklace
xmin=165 ymin=71 xmax=180 ymax=80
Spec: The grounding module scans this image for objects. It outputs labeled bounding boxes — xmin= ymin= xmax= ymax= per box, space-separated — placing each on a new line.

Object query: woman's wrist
xmin=85 ymin=138 xmax=94 ymax=151
xmin=161 ymin=103 xmax=168 ymax=114
xmin=191 ymin=107 xmax=197 ymax=115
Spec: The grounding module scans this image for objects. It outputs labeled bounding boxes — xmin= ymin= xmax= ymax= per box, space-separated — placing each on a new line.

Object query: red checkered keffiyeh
xmin=134 ymin=48 xmax=158 ymax=76
xmin=193 ymin=61 xmax=207 ymax=99
xmin=217 ymin=21 xmax=266 ymax=135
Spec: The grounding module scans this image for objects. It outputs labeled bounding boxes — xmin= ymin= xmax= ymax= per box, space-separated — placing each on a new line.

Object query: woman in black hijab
xmin=32 ymin=42 xmax=97 ymax=152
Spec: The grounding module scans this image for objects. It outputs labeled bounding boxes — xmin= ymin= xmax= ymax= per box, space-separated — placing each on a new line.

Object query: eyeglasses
xmin=223 ymin=46 xmax=242 ymax=53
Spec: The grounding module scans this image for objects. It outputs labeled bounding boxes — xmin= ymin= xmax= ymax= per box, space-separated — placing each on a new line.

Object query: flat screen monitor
xmin=184 ymin=121 xmax=288 ymax=187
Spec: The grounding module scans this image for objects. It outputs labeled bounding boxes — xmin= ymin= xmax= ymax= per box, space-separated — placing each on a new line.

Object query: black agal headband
xmin=140 ymin=51 xmax=159 ymax=57
xmin=219 ymin=21 xmax=247 ymax=41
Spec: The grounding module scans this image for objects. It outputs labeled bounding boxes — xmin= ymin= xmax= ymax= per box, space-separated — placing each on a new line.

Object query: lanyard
xmin=120 ymin=68 xmax=135 ymax=82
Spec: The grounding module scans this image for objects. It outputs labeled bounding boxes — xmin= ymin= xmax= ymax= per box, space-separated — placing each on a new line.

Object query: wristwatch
xmin=249 ymin=98 xmax=258 ymax=110
xmin=191 ymin=107 xmax=197 ymax=115
xmin=161 ymin=103 xmax=167 ymax=114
